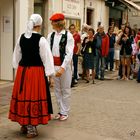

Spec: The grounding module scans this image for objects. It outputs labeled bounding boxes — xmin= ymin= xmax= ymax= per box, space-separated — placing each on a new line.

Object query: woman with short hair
xmin=81 ymin=28 xmax=96 ymax=83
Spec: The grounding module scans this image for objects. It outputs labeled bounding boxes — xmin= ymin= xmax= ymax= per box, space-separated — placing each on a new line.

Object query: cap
xmin=50 ymin=13 xmax=65 ymax=21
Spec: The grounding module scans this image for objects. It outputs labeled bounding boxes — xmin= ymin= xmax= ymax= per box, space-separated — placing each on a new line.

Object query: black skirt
xmin=83 ymin=53 xmax=95 ymax=69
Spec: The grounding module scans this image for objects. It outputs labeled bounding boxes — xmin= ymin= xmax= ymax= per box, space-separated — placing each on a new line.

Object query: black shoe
xmin=95 ymin=76 xmax=99 ymax=79
xmin=93 ymin=80 xmax=96 ymax=84
xmin=71 ymin=83 xmax=75 ymax=87
xmin=21 ymin=126 xmax=27 ymax=134
xmin=100 ymin=77 xmax=104 ymax=80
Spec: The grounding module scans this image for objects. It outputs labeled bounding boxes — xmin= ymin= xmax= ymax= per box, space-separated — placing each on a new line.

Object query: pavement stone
xmin=0 ymin=71 xmax=140 ymax=140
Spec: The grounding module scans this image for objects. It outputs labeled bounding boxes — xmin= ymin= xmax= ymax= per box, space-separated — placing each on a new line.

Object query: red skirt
xmin=9 ymin=66 xmax=51 ymax=126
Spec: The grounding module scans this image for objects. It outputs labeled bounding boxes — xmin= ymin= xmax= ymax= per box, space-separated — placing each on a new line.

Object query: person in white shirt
xmin=47 ymin=13 xmax=74 ymax=121
xmin=9 ymin=14 xmax=54 ymax=138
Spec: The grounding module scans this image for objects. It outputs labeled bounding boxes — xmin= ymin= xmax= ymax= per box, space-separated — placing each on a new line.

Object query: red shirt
xmin=73 ymin=33 xmax=81 ymax=54
xmin=101 ymin=35 xmax=109 ymax=57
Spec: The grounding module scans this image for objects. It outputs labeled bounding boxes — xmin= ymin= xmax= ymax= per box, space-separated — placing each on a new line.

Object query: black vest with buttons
xmin=19 ymin=33 xmax=43 ymax=66
xmin=50 ymin=31 xmax=67 ymax=63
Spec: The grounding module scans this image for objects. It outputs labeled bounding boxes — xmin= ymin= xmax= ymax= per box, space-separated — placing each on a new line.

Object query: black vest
xmin=19 ymin=33 xmax=43 ymax=66
xmin=50 ymin=31 xmax=67 ymax=63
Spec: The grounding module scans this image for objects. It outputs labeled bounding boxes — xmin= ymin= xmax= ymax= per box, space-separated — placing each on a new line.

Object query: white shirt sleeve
xmin=12 ymin=35 xmax=22 ymax=69
xmin=61 ymin=32 xmax=74 ymax=69
xmin=47 ymin=33 xmax=51 ymax=47
xmin=39 ymin=37 xmax=55 ymax=76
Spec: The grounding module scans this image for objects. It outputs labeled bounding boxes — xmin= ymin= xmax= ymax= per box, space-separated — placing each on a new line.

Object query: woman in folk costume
xmin=47 ymin=13 xmax=74 ymax=121
xmin=9 ymin=14 xmax=54 ymax=138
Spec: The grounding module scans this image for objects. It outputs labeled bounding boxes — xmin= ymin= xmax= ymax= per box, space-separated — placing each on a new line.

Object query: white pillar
xmin=15 ymin=0 xmax=29 ymax=39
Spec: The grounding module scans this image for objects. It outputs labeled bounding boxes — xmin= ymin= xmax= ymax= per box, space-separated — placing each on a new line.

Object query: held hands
xmin=55 ymin=67 xmax=65 ymax=77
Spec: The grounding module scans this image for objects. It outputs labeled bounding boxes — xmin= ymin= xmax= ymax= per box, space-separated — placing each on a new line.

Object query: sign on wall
xmin=86 ymin=0 xmax=94 ymax=8
xmin=3 ymin=16 xmax=12 ymax=33
xmin=62 ymin=0 xmax=81 ymax=17
xmin=132 ymin=11 xmax=140 ymax=17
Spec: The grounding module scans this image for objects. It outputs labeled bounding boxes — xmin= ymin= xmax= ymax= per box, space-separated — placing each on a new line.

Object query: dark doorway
xmin=34 ymin=0 xmax=46 ymax=35
xmin=86 ymin=9 xmax=93 ymax=26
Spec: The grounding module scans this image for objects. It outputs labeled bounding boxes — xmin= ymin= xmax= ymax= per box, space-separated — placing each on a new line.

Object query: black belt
xmin=19 ymin=67 xmax=27 ymax=93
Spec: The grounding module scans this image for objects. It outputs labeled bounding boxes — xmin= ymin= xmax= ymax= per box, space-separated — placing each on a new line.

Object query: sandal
xmin=26 ymin=125 xmax=38 ymax=138
xmin=121 ymin=76 xmax=126 ymax=80
xmin=60 ymin=115 xmax=68 ymax=121
xmin=26 ymin=133 xmax=38 ymax=138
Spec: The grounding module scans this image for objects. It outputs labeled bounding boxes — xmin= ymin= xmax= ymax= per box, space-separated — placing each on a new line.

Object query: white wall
xmin=94 ymin=0 xmax=109 ymax=32
xmin=47 ymin=0 xmax=54 ymax=33
xmin=0 ymin=0 xmax=14 ymax=80
xmin=0 ymin=0 xmax=29 ymax=81
xmin=47 ymin=0 xmax=84 ymax=33
xmin=47 ymin=0 xmax=109 ymax=33
xmin=15 ymin=0 xmax=29 ymax=39
xmin=128 ymin=2 xmax=140 ymax=28
xmin=84 ymin=0 xmax=109 ymax=32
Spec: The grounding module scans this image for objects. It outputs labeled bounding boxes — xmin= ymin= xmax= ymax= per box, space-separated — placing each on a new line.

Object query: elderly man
xmin=95 ymin=25 xmax=109 ymax=80
xmin=47 ymin=13 xmax=74 ymax=121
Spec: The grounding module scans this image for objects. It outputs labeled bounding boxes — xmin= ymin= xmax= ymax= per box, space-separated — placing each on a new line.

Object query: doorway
xmin=34 ymin=0 xmax=47 ymax=35
xmin=86 ymin=9 xmax=93 ymax=26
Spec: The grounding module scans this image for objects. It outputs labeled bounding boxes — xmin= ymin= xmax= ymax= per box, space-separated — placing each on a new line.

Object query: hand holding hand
xmin=55 ymin=67 xmax=65 ymax=77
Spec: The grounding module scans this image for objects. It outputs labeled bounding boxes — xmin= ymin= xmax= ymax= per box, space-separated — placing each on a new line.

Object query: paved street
xmin=0 ymin=71 xmax=140 ymax=140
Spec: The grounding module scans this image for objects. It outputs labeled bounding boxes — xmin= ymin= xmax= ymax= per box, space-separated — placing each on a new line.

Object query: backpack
xmin=50 ymin=31 xmax=68 ymax=63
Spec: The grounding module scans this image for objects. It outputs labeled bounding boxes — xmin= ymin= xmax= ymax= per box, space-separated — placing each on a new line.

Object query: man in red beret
xmin=49 ymin=13 xmax=65 ymax=21
xmin=47 ymin=13 xmax=74 ymax=121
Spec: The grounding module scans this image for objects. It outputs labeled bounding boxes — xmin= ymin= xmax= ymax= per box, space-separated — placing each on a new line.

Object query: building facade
xmin=0 ymin=0 xmax=109 ymax=81
xmin=128 ymin=0 xmax=140 ymax=29
xmin=105 ymin=0 xmax=140 ymax=29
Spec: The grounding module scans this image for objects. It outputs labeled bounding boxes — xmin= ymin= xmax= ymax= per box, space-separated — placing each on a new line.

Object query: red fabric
xmin=135 ymin=34 xmax=140 ymax=44
xmin=101 ymin=35 xmax=109 ymax=57
xmin=53 ymin=56 xmax=61 ymax=66
xmin=9 ymin=66 xmax=51 ymax=126
xmin=50 ymin=13 xmax=65 ymax=21
xmin=73 ymin=33 xmax=81 ymax=54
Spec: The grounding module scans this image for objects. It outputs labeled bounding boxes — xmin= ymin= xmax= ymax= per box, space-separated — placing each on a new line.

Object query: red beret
xmin=50 ymin=13 xmax=65 ymax=21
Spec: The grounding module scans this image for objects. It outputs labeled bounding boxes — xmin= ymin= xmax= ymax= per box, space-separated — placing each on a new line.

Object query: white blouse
xmin=12 ymin=32 xmax=55 ymax=76
xmin=47 ymin=30 xmax=74 ymax=70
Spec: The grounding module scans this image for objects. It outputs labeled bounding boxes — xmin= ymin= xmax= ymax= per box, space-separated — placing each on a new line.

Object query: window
xmin=65 ymin=18 xmax=81 ymax=31
xmin=34 ymin=0 xmax=45 ymax=35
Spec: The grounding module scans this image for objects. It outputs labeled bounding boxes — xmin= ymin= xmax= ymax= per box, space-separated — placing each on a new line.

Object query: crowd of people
xmin=8 ymin=13 xmax=140 ymax=138
xmin=71 ymin=21 xmax=140 ymax=86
